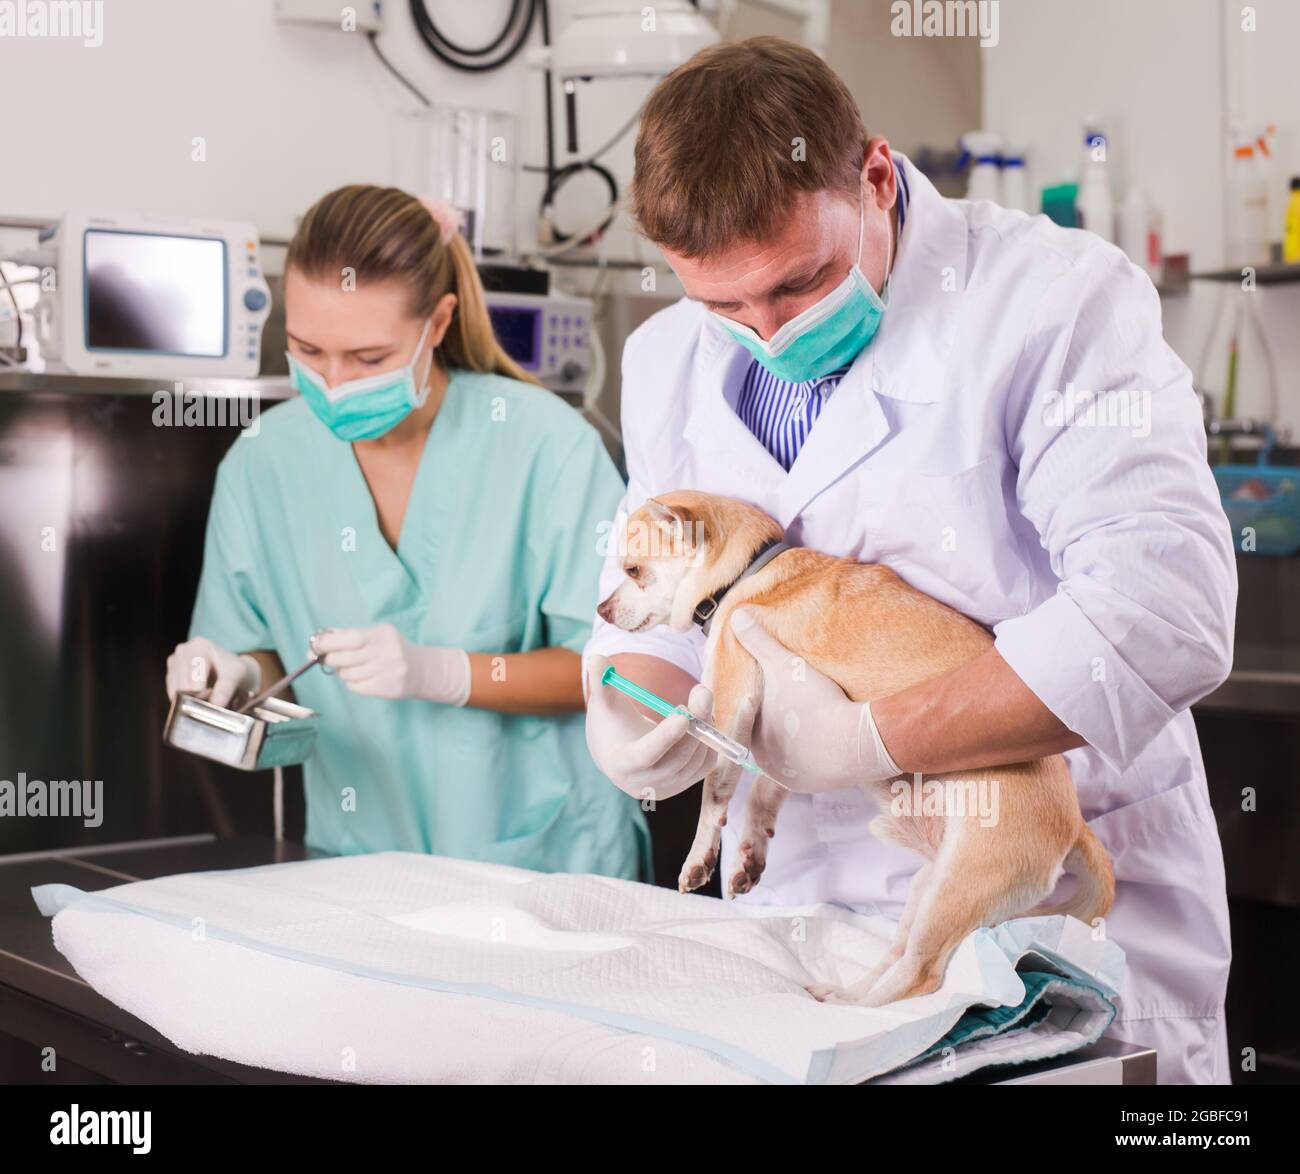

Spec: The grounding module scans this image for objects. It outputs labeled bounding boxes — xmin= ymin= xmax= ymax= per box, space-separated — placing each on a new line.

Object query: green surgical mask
xmin=711 ymin=184 xmax=891 ymax=383
xmin=288 ymin=319 xmax=434 ymax=441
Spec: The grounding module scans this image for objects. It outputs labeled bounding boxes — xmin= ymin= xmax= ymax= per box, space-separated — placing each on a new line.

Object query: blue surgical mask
xmin=710 ymin=184 xmax=892 ymax=383
xmin=287 ymin=319 xmax=434 ymax=441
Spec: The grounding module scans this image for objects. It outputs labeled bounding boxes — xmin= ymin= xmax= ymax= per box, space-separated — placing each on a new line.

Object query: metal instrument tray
xmin=162 ymin=693 xmax=318 ymax=771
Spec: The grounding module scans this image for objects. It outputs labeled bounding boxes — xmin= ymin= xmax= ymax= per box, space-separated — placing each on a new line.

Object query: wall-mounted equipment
xmin=30 ymin=212 xmax=272 ymax=379
xmin=485 ymin=289 xmax=593 ymax=396
xmin=274 ymin=0 xmax=384 ymax=33
xmin=529 ymin=0 xmax=718 ymax=161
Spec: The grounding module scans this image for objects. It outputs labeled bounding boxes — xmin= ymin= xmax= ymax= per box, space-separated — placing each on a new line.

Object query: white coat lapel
xmin=775 ymin=354 xmax=889 ymax=529
xmin=869 ymin=156 xmax=967 ymax=406
xmin=777 ymin=157 xmax=970 ymax=527
xmin=682 ymin=317 xmax=787 ymax=495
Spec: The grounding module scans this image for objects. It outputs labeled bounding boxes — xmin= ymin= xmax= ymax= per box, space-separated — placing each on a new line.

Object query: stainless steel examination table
xmin=0 ymin=837 xmax=1156 ymax=1085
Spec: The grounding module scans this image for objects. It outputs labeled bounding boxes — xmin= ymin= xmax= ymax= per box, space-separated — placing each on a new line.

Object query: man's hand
xmin=729 ymin=607 xmax=902 ymax=793
xmin=584 ymin=655 xmax=717 ymax=801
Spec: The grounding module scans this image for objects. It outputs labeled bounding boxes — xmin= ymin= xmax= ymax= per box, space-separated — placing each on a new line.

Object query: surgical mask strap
xmin=857 ymin=181 xmax=866 ymax=269
xmin=410 ymin=317 xmax=433 ymax=380
xmin=855 ymin=177 xmax=893 ymax=291
xmin=409 ymin=317 xmax=435 ymax=405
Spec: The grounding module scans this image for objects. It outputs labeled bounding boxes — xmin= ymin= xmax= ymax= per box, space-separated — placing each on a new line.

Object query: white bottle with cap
xmin=961 ymin=132 xmax=1002 ymax=202
xmin=1001 ymin=145 xmax=1029 ymax=211
xmin=1077 ymin=126 xmax=1115 ymax=242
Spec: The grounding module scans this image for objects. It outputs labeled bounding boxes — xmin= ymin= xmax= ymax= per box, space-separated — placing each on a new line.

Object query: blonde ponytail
xmin=286 ymin=184 xmax=541 ymax=387
xmin=440 ymin=233 xmax=539 ymax=385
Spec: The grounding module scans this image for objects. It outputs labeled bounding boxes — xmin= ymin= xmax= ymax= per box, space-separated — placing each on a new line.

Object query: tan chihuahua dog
xmin=597 ymin=490 xmax=1114 ymax=1007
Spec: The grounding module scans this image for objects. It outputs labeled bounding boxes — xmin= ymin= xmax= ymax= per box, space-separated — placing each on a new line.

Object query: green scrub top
xmin=190 ymin=369 xmax=650 ymax=879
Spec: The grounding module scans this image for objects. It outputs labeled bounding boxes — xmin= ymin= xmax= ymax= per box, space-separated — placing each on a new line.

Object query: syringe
xmin=600 ymin=665 xmax=764 ymax=775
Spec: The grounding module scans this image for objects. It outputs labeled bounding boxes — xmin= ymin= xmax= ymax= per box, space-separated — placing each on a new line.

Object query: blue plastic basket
xmin=1214 ymin=464 xmax=1300 ymax=556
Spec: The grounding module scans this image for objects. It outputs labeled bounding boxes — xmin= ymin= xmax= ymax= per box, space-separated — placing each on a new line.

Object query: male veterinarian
xmin=582 ymin=37 xmax=1236 ymax=1084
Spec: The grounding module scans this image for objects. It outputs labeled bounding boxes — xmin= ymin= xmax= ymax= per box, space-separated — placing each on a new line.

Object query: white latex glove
xmin=313 ymin=624 xmax=471 ymax=704
xmin=165 ymin=637 xmax=261 ymax=710
xmin=729 ymin=607 xmax=902 ymax=793
xmin=584 ymin=655 xmax=717 ymax=801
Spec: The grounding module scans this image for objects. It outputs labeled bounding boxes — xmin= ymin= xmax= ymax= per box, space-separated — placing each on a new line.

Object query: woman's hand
xmin=165 ymin=637 xmax=261 ymax=709
xmin=314 ymin=624 xmax=471 ymax=704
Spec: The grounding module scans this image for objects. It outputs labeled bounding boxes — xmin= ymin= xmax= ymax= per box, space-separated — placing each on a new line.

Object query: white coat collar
xmin=868 ymin=153 xmax=968 ymax=406
xmin=682 ymin=155 xmax=971 ymax=529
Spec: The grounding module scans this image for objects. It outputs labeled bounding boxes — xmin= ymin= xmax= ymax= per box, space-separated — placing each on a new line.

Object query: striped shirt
xmin=734 ymin=160 xmax=910 ymax=471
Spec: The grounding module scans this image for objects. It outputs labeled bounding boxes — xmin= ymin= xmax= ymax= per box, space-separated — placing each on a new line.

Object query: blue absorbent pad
xmin=869 ymin=969 xmax=1118 ymax=1084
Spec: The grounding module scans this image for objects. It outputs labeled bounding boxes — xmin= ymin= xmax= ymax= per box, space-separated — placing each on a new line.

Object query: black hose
xmin=366 ymin=30 xmax=431 ymax=106
xmin=538 ymin=0 xmax=556 ymax=186
xmin=416 ymin=0 xmax=522 ymax=58
xmin=406 ymin=1 xmax=618 ymax=245
xmin=541 ymin=161 xmax=618 ymax=244
xmin=408 ymin=0 xmax=536 ymax=73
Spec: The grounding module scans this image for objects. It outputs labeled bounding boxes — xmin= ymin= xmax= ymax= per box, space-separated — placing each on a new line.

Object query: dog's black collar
xmin=692 ymin=539 xmax=792 ymax=636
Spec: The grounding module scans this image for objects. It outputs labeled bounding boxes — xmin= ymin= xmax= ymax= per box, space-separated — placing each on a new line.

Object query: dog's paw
xmin=811 ymin=979 xmax=904 ymax=1008
xmin=677 ymin=855 xmax=715 ymax=893
xmin=806 ymin=983 xmax=877 ymax=1006
xmin=726 ymin=839 xmax=766 ymax=898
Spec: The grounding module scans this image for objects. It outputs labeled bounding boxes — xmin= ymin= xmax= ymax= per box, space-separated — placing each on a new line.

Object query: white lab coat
xmin=584 ymin=157 xmax=1238 ymax=1084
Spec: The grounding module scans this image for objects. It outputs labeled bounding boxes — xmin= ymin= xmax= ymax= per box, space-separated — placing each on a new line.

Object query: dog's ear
xmin=645 ymin=497 xmax=684 ymax=525
xmin=644 ymin=497 xmax=701 ymax=558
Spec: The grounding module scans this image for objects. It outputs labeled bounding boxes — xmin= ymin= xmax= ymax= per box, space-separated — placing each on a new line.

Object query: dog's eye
xmin=626 ymin=565 xmax=641 ymax=581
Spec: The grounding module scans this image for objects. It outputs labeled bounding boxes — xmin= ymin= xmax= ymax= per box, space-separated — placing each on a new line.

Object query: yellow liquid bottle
xmin=1285 ymin=177 xmax=1300 ymax=264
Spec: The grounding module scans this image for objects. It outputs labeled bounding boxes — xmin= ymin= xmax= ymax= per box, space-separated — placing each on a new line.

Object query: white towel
xmin=33 ymin=851 xmax=1124 ymax=1084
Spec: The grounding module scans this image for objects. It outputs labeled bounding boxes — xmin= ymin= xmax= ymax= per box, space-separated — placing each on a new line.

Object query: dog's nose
xmin=596 ymin=598 xmax=613 ymax=623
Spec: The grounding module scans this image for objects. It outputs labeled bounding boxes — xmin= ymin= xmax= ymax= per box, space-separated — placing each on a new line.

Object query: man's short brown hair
xmin=630 ymin=36 xmax=868 ymax=259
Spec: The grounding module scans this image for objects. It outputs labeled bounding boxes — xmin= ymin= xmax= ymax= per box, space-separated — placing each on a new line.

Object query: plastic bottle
xmin=1001 ymin=145 xmax=1029 ymax=211
xmin=1146 ymin=201 xmax=1165 ymax=285
xmin=1077 ymin=127 xmax=1114 ymax=242
xmin=960 ymin=131 xmax=1002 ymax=202
xmin=1283 ymin=177 xmax=1300 ymax=265
xmin=1119 ymin=188 xmax=1164 ymax=284
xmin=1041 ymin=183 xmax=1079 ymax=228
xmin=1226 ymin=126 xmax=1272 ymax=267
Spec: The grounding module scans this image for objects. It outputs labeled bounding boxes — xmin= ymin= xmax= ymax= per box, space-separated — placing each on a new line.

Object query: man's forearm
xmin=871 ymin=647 xmax=1086 ymax=774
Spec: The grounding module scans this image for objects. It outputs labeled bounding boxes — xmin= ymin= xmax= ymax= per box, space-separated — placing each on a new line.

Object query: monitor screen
xmin=84 ymin=230 xmax=227 ymax=357
xmin=488 ymin=305 xmax=540 ymax=368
